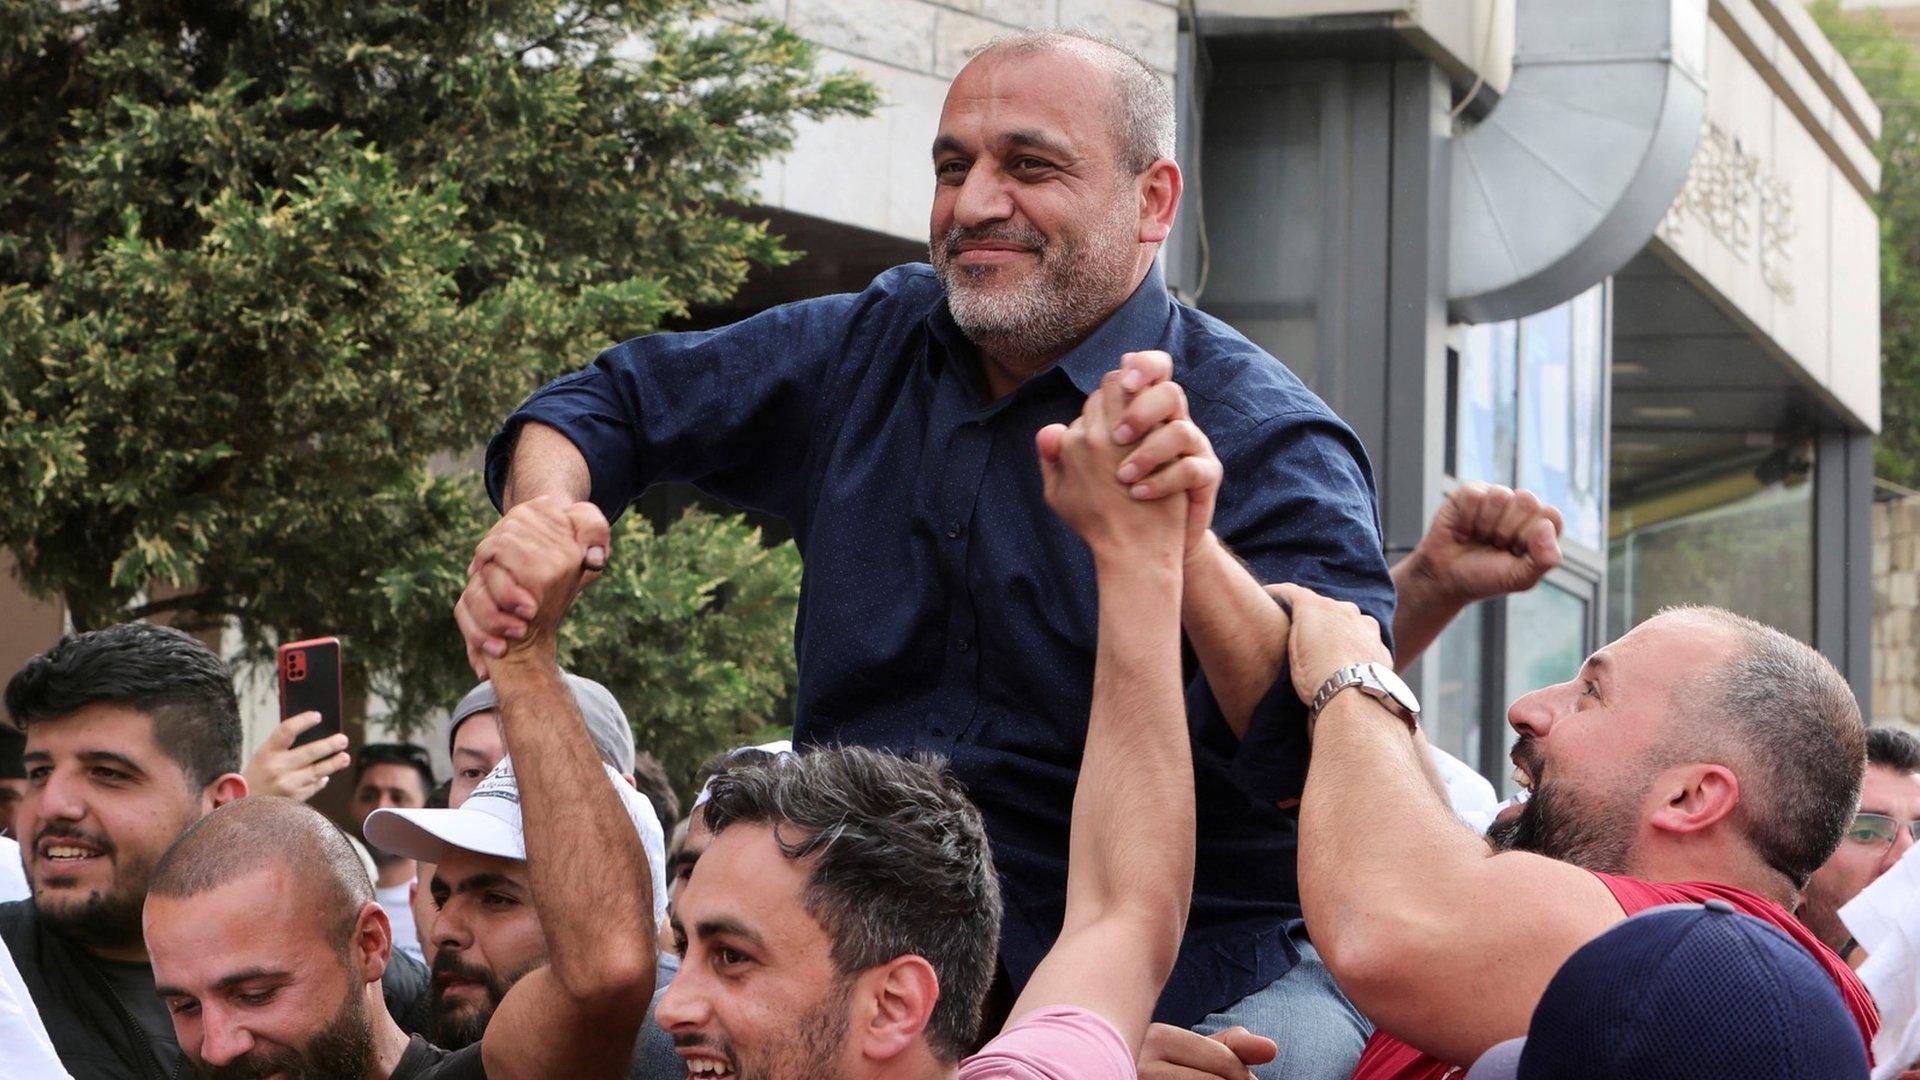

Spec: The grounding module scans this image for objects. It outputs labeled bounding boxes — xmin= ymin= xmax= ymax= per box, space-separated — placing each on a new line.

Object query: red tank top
xmin=1347 ymin=873 xmax=1880 ymax=1080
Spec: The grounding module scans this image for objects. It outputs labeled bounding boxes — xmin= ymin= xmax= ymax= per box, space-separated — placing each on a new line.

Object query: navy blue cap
xmin=1466 ymin=901 xmax=1867 ymax=1079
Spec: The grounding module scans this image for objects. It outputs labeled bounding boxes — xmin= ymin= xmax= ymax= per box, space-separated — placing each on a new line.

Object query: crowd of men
xmin=0 ymin=25 xmax=1909 ymax=1080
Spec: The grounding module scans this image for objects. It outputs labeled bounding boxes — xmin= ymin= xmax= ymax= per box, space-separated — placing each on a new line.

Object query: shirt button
xmin=956 ymin=638 xmax=971 ymax=653
xmin=946 ymin=523 xmax=962 ymax=538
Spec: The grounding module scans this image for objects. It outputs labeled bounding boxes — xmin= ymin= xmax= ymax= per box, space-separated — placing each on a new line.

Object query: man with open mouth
xmin=142 ymin=496 xmax=661 ymax=1080
xmin=0 ymin=622 xmax=249 ymax=1080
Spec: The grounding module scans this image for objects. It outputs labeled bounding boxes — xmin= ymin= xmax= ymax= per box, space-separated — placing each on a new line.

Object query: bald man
xmin=469 ymin=30 xmax=1393 ymax=1075
xmin=145 ymin=499 xmax=658 ymax=1079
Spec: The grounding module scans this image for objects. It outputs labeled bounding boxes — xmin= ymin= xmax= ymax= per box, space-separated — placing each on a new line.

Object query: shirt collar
xmin=927 ymin=262 xmax=1175 ymax=399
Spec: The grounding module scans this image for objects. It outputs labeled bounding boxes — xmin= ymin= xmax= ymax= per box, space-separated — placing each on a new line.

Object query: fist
xmin=1412 ymin=484 xmax=1563 ymax=605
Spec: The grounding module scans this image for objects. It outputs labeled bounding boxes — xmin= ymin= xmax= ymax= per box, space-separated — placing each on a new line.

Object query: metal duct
xmin=1448 ymin=0 xmax=1709 ymax=323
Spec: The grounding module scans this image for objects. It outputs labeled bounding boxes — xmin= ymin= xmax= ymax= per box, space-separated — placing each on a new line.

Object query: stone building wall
xmin=725 ymin=0 xmax=1180 ymax=242
xmin=1874 ymin=493 xmax=1920 ymax=732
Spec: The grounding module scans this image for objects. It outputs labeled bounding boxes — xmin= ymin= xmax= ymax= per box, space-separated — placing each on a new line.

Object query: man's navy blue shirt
xmin=485 ymin=263 xmax=1395 ymax=1025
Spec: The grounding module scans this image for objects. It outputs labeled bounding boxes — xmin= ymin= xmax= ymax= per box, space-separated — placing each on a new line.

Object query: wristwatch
xmin=1308 ymin=662 xmax=1422 ymax=732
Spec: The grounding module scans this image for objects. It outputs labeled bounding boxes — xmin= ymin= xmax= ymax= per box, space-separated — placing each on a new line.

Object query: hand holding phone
xmin=278 ymin=637 xmax=343 ymax=749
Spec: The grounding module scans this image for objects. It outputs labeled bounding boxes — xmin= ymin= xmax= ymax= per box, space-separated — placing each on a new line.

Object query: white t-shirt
xmin=0 ymin=837 xmax=28 ymax=903
xmin=1842 ymin=841 xmax=1920 ymax=1079
xmin=377 ymin=881 xmax=425 ymax=966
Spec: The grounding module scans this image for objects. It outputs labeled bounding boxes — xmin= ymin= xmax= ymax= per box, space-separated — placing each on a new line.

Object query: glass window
xmin=1608 ymin=461 xmax=1814 ymax=644
xmin=1518 ymin=287 xmax=1608 ymax=550
xmin=1501 ymin=583 xmax=1590 ymax=794
xmin=1454 ymin=321 xmax=1518 ymax=486
xmin=1427 ymin=602 xmax=1488 ymax=775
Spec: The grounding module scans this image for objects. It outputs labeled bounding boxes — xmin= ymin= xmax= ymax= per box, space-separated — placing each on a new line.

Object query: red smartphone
xmin=278 ymin=637 xmax=343 ymax=749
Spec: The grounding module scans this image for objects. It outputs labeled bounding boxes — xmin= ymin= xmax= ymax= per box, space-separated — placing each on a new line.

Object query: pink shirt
xmin=959 ymin=1006 xmax=1134 ymax=1080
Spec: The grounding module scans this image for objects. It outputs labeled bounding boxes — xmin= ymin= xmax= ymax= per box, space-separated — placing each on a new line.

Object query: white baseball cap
xmin=365 ymin=756 xmax=668 ymax=927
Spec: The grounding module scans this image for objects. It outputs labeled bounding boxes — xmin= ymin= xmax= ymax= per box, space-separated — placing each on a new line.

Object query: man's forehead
xmin=453 ymin=712 xmax=503 ymax=753
xmin=1862 ymin=764 xmax=1920 ymax=809
xmin=939 ymin=46 xmax=1114 ymax=150
xmin=148 ymin=871 xmax=315 ymax=971
xmin=680 ymin=825 xmax=822 ymax=946
xmin=26 ymin=703 xmax=165 ymax=757
xmin=435 ymin=850 xmax=528 ymax=889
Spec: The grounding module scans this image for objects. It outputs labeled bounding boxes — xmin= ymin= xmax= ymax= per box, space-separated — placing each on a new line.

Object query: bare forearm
xmin=1390 ymin=551 xmax=1465 ymax=670
xmin=502 ymin=422 xmax=592 ymax=510
xmin=490 ymin=654 xmax=655 ymax=1000
xmin=1070 ymin=557 xmax=1191 ymax=938
xmin=1180 ymin=532 xmax=1289 ymax=737
xmin=1299 ymin=695 xmax=1483 ymax=967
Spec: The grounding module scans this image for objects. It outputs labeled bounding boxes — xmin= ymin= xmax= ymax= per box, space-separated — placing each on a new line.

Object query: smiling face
xmin=1489 ymin=613 xmax=1742 ymax=873
xmin=1802 ymin=763 xmax=1920 ymax=952
xmin=929 ymin=45 xmax=1162 ymax=378
xmin=426 ymin=850 xmax=547 ymax=1049
xmin=146 ymin=867 xmax=378 ymax=1079
xmin=21 ymin=703 xmax=211 ymax=956
xmin=657 ymin=824 xmax=862 ymax=1080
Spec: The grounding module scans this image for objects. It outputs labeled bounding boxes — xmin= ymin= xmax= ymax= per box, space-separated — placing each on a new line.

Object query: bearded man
xmin=1265 ymin=588 xmax=1879 ymax=1079
xmin=464 ymin=29 xmax=1394 ymax=1076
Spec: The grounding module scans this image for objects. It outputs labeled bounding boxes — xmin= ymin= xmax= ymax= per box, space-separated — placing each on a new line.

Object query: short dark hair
xmin=354 ymin=744 xmax=434 ymax=799
xmin=631 ymin=751 xmax=681 ymax=829
xmin=151 ymin=796 xmax=373 ymax=950
xmin=702 ymin=747 xmax=1001 ymax=1064
xmin=1668 ymin=607 xmax=1866 ymax=890
xmin=5 ymin=623 xmax=241 ymax=788
xmin=1866 ymin=727 xmax=1920 ymax=774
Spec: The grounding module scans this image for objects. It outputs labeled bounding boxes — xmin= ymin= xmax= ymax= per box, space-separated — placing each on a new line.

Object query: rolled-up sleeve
xmin=483 ymin=293 xmax=862 ymax=524
xmin=1205 ymin=408 xmax=1397 ymax=803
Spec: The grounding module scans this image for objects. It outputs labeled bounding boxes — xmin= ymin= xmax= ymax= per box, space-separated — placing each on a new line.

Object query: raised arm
xmin=1390 ymin=483 xmax=1563 ymax=668
xmin=1005 ymin=377 xmax=1193 ymax=1057
xmin=469 ymin=498 xmax=658 ymax=1080
xmin=1278 ymin=584 xmax=1621 ymax=1066
xmin=498 ymin=421 xmax=592 ymax=510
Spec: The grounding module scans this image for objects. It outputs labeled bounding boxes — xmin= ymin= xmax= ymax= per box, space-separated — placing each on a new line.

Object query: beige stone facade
xmin=1875 ymin=494 xmax=1920 ymax=732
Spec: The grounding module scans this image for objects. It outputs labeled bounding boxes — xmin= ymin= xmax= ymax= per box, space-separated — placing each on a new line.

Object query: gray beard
xmin=931 ymin=210 xmax=1142 ymax=370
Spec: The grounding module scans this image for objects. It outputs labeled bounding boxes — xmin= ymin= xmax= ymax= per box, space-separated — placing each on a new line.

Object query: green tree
xmin=0 ymin=1 xmax=870 ymax=787
xmin=1812 ymin=1 xmax=1920 ymax=484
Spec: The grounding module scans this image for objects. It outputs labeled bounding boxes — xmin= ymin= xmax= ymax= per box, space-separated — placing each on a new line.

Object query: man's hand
xmin=240 ymin=713 xmax=350 ymax=802
xmin=1103 ymin=350 xmax=1218 ymax=558
xmin=1405 ymin=484 xmax=1563 ymax=607
xmin=1138 ymin=1024 xmax=1278 ymax=1080
xmin=455 ymin=497 xmax=610 ymax=671
xmin=1036 ymin=370 xmax=1188 ymax=565
xmin=1270 ymin=582 xmax=1392 ymax=707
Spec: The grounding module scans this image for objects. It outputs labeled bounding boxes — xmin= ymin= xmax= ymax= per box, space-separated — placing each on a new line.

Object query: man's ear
xmin=205 ymin=771 xmax=248 ymax=809
xmin=1648 ymin=763 xmax=1740 ymax=836
xmin=853 ymin=955 xmax=940 ymax=1063
xmin=1137 ymin=159 xmax=1182 ymax=245
xmin=352 ymin=901 xmax=393 ymax=983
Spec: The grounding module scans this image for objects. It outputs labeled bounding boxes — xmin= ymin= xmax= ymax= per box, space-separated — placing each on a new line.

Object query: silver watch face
xmin=1360 ymin=663 xmax=1421 ymax=718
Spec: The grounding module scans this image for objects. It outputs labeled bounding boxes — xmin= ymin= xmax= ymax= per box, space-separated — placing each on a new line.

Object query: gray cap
xmin=449 ymin=673 xmax=635 ymax=777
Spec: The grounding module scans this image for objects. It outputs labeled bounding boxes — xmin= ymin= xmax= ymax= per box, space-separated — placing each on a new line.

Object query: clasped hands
xmin=455 ymin=496 xmax=609 ymax=677
xmin=1036 ymin=350 xmax=1221 ymax=563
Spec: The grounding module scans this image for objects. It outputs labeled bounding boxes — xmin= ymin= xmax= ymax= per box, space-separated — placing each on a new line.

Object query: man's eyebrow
xmin=999 ymin=129 xmax=1076 ymax=160
xmin=77 ymin=750 xmax=148 ymax=778
xmin=452 ymin=747 xmax=493 ymax=762
xmin=156 ymin=966 xmax=294 ymax=998
xmin=694 ymin=916 xmax=767 ymax=949
xmin=932 ymin=133 xmax=967 ymax=159
xmin=452 ymin=872 xmax=525 ymax=896
xmin=213 ymin=967 xmax=293 ymax=993
xmin=1586 ymin=653 xmax=1613 ymax=680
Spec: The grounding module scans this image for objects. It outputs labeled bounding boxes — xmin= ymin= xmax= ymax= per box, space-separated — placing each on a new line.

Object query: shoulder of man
xmin=382 ymin=947 xmax=433 ymax=1037
xmin=1163 ymin=302 xmax=1349 ymax=439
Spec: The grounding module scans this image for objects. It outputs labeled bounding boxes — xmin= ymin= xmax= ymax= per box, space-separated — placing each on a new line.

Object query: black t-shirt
xmin=391 ymin=1035 xmax=487 ymax=1080
xmin=94 ymin=954 xmax=183 ymax=1074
